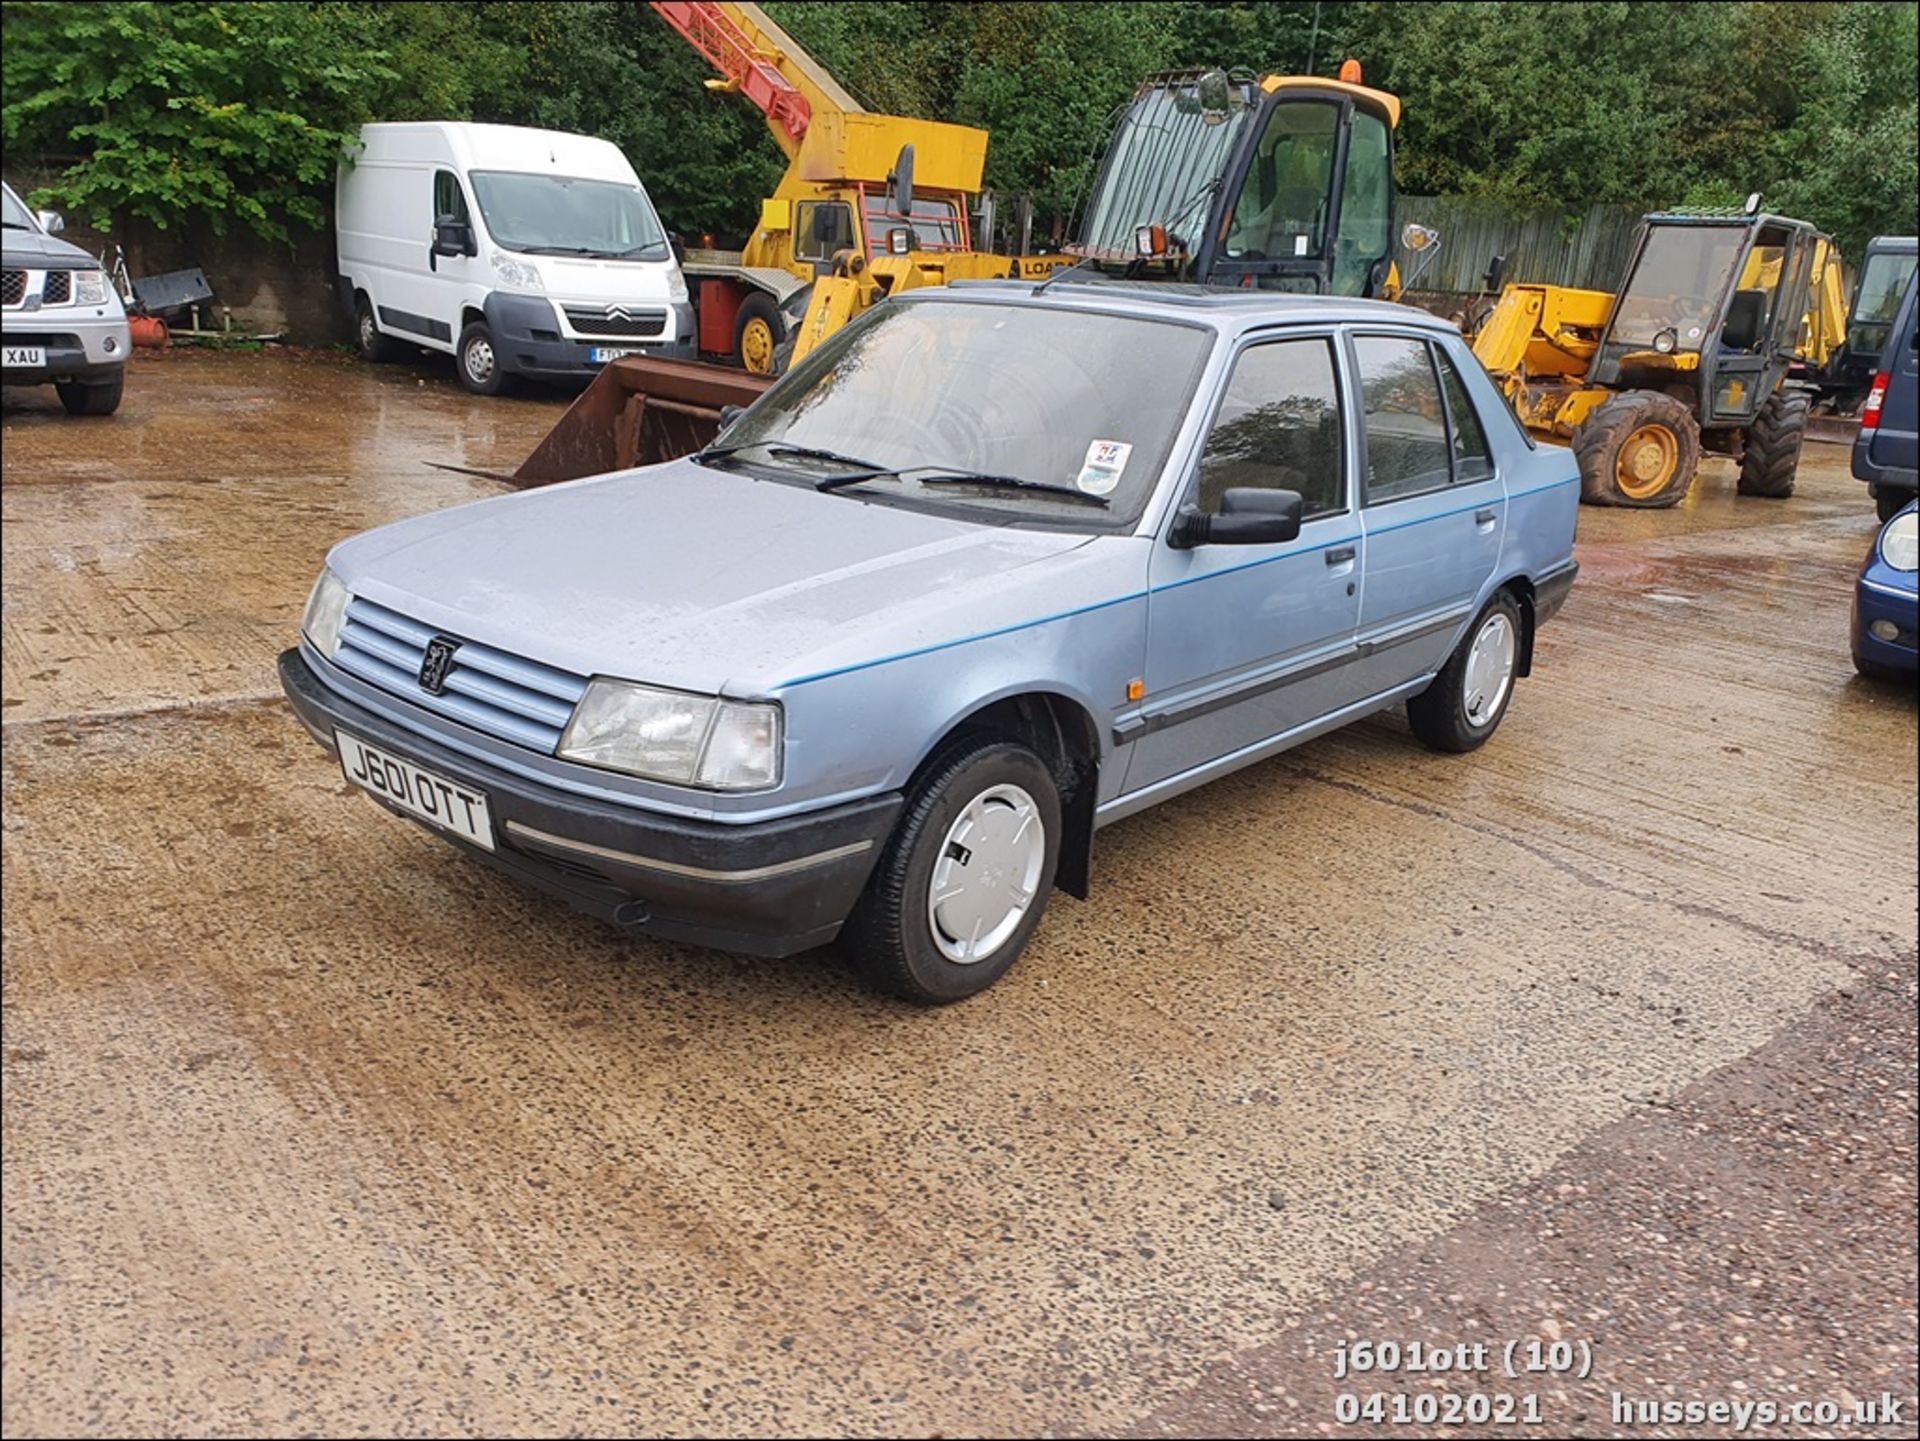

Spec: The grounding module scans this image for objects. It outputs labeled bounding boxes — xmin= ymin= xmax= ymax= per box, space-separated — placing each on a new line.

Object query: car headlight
xmin=70 ymin=268 xmax=109 ymax=305
xmin=1881 ymin=510 xmax=1918 ymax=572
xmin=490 ymin=253 xmax=544 ymax=291
xmin=302 ymin=569 xmax=352 ymax=659
xmin=559 ymin=679 xmax=782 ymax=790
xmin=666 ymin=267 xmax=689 ymax=303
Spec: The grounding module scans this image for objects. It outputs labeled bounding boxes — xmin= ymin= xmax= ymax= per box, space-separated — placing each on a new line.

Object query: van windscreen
xmin=470 ymin=172 xmax=668 ymax=260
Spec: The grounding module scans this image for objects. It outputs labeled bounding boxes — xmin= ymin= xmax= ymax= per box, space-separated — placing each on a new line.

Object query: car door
xmin=1123 ymin=333 xmax=1364 ymax=795
xmin=1346 ymin=331 xmax=1506 ymax=698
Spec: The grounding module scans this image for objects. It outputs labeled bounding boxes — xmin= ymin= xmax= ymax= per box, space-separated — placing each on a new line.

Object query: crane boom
xmin=649 ymin=1 xmax=863 ymax=160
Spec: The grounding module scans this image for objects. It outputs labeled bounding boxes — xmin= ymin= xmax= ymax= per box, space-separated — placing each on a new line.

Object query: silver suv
xmin=2 ymin=181 xmax=130 ymax=415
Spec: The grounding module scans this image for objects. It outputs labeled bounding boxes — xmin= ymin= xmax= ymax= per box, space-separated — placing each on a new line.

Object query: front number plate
xmin=3 ymin=346 xmax=47 ymax=368
xmin=589 ymin=346 xmax=643 ymax=363
xmin=337 ymin=730 xmax=495 ymax=851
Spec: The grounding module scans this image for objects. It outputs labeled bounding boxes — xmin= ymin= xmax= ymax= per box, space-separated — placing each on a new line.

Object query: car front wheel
xmin=840 ymin=736 xmax=1061 ymax=1004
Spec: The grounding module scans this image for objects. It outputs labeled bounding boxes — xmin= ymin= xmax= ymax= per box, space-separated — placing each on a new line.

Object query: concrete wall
xmin=10 ymin=162 xmax=348 ymax=345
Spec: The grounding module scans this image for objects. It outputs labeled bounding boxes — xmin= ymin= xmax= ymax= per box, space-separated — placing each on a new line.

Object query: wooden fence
xmin=1394 ymin=197 xmax=1643 ymax=299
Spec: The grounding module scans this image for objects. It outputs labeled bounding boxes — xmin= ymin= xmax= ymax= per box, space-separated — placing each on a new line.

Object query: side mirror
xmin=432 ymin=216 xmax=474 ymax=257
xmin=1170 ymin=488 xmax=1304 ymax=548
xmin=718 ymin=404 xmax=746 ymax=427
xmin=890 ymin=144 xmax=915 ymax=220
xmin=810 ymin=206 xmax=837 ymax=244
xmin=1484 ymin=252 xmax=1508 ymax=294
xmin=669 ymin=230 xmax=686 ymax=263
xmin=36 ymin=209 xmax=65 ymax=234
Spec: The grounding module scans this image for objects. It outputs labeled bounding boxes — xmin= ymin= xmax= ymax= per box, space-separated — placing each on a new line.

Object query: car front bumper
xmin=279 ymin=648 xmax=898 ymax=956
xmin=1852 ymin=576 xmax=1920 ymax=674
xmin=1 ymin=310 xmax=130 ymax=384
xmin=483 ymin=293 xmax=696 ymax=380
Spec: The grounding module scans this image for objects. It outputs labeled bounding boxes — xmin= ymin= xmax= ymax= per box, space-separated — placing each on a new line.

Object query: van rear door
xmin=1867 ymin=280 xmax=1918 ymax=480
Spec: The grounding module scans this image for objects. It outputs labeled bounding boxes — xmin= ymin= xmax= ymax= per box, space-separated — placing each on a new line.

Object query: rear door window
xmin=1433 ymin=347 xmax=1495 ymax=482
xmin=1354 ymin=335 xmax=1452 ymax=500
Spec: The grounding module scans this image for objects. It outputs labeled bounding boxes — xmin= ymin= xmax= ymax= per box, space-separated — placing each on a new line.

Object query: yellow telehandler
xmin=1468 ymin=201 xmax=1847 ymax=506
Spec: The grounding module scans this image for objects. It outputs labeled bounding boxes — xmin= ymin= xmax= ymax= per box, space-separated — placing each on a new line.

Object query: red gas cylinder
xmin=128 ymin=315 xmax=169 ymax=349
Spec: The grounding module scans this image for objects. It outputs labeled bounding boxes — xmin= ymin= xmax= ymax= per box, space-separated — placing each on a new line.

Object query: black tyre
xmin=54 ymin=373 xmax=124 ymax=416
xmin=355 ymin=295 xmax=396 ymax=363
xmin=839 ymin=736 xmax=1061 ymax=1004
xmin=456 ymin=320 xmax=509 ymax=396
xmin=1408 ymin=592 xmax=1524 ymax=753
xmin=733 ymin=292 xmax=785 ymax=375
xmin=1738 ymin=388 xmax=1809 ymax=498
xmin=1572 ymin=390 xmax=1701 ymax=507
xmin=1874 ymin=489 xmax=1909 ymax=524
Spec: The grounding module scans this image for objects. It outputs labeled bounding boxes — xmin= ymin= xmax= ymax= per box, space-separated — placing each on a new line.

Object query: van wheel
xmin=733 ymin=293 xmax=784 ymax=375
xmin=55 ymin=374 xmax=124 ymax=416
xmin=355 ymin=296 xmax=395 ymax=363
xmin=1408 ymin=593 xmax=1523 ymax=753
xmin=457 ymin=320 xmax=509 ymax=396
xmin=840 ymin=736 xmax=1060 ymax=1004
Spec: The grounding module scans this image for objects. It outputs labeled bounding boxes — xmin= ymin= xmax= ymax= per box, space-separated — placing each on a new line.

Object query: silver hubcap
xmin=1462 ymin=613 xmax=1516 ymax=727
xmin=927 ymin=783 xmax=1046 ymax=965
xmin=464 ymin=336 xmax=495 ymax=383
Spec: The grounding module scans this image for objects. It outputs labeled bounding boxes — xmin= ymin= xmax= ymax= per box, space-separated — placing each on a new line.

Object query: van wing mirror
xmin=1170 ymin=488 xmax=1304 ymax=548
xmin=432 ymin=215 xmax=475 ymax=257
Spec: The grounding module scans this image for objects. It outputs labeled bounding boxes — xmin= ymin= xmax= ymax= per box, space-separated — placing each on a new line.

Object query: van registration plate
xmin=590 ymin=346 xmax=644 ymax=364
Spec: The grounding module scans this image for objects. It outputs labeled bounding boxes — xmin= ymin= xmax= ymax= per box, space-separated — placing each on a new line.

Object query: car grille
xmin=563 ymin=305 xmax=666 ymax=339
xmin=40 ymin=270 xmax=70 ymax=305
xmin=1 ymin=270 xmax=23 ymax=308
xmin=333 ymin=597 xmax=589 ymax=754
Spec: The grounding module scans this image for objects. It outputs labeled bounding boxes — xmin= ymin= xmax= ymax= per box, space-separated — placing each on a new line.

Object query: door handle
xmin=1475 ymin=508 xmax=1496 ymax=525
xmin=1325 ymin=545 xmax=1356 ymax=565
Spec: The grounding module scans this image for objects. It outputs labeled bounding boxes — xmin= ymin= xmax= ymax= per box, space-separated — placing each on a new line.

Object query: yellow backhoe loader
xmin=1469 ymin=201 xmax=1847 ymax=507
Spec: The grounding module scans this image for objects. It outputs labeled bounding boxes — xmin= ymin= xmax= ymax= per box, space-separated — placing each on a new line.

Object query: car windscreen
xmin=714 ymin=299 xmax=1214 ymax=529
xmin=1608 ymin=225 xmax=1747 ymax=348
xmin=469 ymin=171 xmax=668 ymax=260
xmin=1 ymin=184 xmax=34 ymax=230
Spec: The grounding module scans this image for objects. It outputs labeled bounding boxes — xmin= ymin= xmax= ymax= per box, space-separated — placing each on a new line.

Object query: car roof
xmin=922 ymin=278 xmax=1457 ymax=335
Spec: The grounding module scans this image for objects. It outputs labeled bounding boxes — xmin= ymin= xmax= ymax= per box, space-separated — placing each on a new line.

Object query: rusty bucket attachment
xmin=513 ymin=356 xmax=776 ymax=487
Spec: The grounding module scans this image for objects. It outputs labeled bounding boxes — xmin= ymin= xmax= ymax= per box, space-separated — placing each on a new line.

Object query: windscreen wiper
xmin=692 ymin=441 xmax=889 ymax=473
xmin=817 ymin=465 xmax=1110 ymax=507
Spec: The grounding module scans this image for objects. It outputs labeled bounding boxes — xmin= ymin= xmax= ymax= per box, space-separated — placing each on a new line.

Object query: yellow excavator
xmin=1468 ymin=201 xmax=1848 ymax=506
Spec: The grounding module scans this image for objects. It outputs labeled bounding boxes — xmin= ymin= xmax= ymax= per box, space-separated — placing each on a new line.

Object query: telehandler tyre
xmin=1572 ymin=391 xmax=1701 ymax=508
xmin=1737 ymin=388 xmax=1810 ymax=499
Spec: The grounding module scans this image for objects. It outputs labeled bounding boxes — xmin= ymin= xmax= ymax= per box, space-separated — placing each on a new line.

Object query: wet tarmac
xmin=3 ymin=351 xmax=1915 ymax=1436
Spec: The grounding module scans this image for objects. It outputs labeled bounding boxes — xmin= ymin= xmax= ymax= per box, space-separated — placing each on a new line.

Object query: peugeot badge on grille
xmin=419 ymin=636 xmax=460 ymax=695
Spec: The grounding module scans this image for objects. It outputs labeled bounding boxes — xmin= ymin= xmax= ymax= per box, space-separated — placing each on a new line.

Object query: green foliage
xmin=2 ymin=0 xmax=1914 ymax=259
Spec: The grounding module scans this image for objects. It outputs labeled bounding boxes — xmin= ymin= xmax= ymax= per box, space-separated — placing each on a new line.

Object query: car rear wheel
xmin=1874 ymin=489 xmax=1910 ymax=524
xmin=839 ymin=736 xmax=1060 ymax=1004
xmin=55 ymin=373 xmax=123 ymax=416
xmin=1408 ymin=593 xmax=1523 ymax=753
xmin=456 ymin=320 xmax=509 ymax=396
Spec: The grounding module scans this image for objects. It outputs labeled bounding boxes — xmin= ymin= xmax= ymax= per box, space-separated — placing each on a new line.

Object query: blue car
xmin=1853 ymin=501 xmax=1919 ymax=681
xmin=282 ymin=284 xmax=1579 ymax=1002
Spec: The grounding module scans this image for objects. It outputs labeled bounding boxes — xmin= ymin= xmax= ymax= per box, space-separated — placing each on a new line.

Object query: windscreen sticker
xmin=1077 ymin=439 xmax=1132 ymax=496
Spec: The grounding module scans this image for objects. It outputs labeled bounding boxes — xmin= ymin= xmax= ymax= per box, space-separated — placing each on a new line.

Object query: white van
xmin=336 ymin=122 xmax=693 ymax=394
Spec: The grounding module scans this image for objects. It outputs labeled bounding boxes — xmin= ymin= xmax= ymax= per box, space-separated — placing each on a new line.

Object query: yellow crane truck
xmin=655 ymin=0 xmax=1064 ymax=374
xmin=1469 ymin=202 xmax=1847 ymax=507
